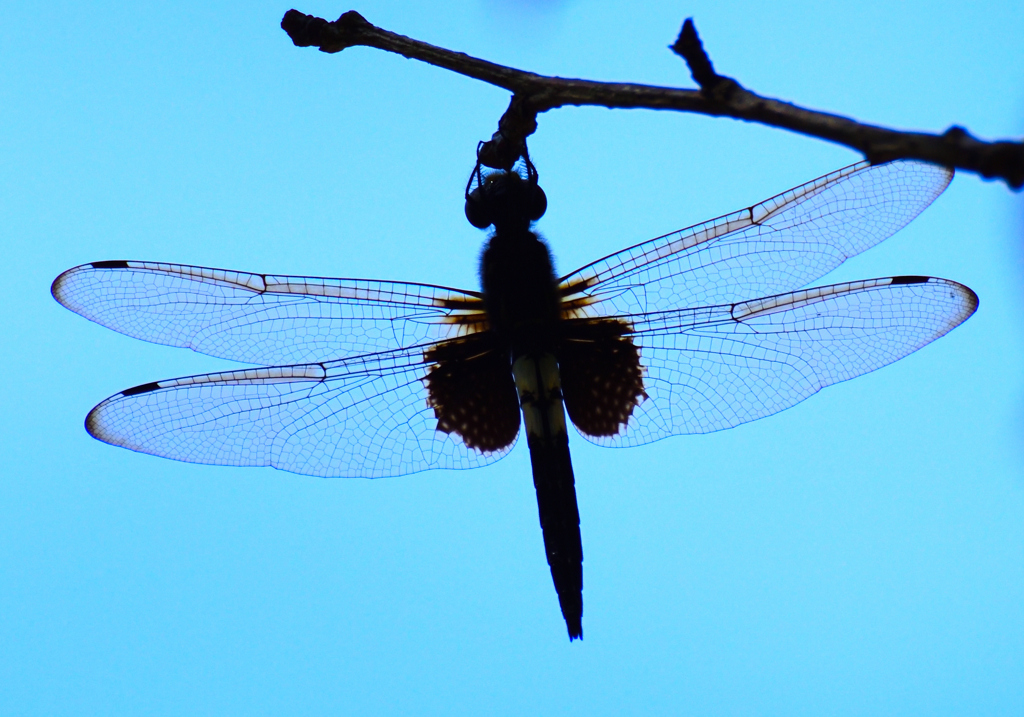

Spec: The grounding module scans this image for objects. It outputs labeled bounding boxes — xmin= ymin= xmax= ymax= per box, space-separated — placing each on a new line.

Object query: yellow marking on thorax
xmin=559 ymin=294 xmax=600 ymax=321
xmin=435 ymin=297 xmax=489 ymax=337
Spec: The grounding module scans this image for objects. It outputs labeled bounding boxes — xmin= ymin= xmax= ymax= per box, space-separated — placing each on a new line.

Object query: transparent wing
xmin=52 ymin=261 xmax=485 ymax=366
xmin=559 ymin=161 xmax=953 ymax=317
xmin=85 ymin=344 xmax=514 ymax=478
xmin=577 ymin=276 xmax=977 ymax=447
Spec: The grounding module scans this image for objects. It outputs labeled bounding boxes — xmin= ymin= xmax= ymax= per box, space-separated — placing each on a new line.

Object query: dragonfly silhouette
xmin=52 ymin=158 xmax=977 ymax=640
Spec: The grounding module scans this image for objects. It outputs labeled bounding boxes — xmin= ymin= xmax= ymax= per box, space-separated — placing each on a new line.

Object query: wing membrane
xmin=86 ymin=343 xmax=514 ymax=478
xmin=52 ymin=261 xmax=485 ymax=365
xmin=576 ymin=276 xmax=977 ymax=446
xmin=560 ymin=161 xmax=953 ymax=317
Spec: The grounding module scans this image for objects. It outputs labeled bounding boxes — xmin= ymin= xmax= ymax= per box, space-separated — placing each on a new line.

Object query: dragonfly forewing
xmin=52 ymin=260 xmax=487 ymax=366
xmin=559 ymin=160 xmax=954 ymax=319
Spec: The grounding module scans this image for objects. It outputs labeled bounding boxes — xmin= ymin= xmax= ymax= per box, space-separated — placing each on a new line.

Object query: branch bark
xmin=281 ymin=9 xmax=1024 ymax=189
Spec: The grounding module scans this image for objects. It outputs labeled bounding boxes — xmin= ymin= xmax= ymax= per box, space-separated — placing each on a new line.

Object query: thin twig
xmin=281 ymin=9 xmax=1024 ymax=189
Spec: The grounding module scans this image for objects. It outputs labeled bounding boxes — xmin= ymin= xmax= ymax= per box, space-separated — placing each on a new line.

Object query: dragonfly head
xmin=465 ymin=169 xmax=547 ymax=231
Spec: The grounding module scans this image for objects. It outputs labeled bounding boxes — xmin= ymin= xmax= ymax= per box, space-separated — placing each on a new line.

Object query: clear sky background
xmin=2 ymin=0 xmax=1023 ymax=714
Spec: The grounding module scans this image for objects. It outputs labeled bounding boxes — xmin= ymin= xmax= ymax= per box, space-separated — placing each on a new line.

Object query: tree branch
xmin=281 ymin=9 xmax=1024 ymax=189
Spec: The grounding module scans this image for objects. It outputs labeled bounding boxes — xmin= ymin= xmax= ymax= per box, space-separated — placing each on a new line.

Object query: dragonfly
xmin=51 ymin=158 xmax=977 ymax=641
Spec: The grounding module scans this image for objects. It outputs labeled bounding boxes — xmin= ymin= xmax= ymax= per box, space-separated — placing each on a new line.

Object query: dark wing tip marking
xmin=50 ymin=275 xmax=66 ymax=301
xmin=84 ymin=402 xmax=113 ymax=443
xmin=917 ymin=277 xmax=978 ymax=321
xmin=895 ymin=276 xmax=979 ymax=320
xmin=120 ymin=381 xmax=162 ymax=397
xmin=90 ymin=260 xmax=131 ymax=269
xmin=951 ymin=280 xmax=980 ymax=317
xmin=52 ymin=261 xmax=130 ymax=303
xmin=964 ymin=285 xmax=980 ymax=314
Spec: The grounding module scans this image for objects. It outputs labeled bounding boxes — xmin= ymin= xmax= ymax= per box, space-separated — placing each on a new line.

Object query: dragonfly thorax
xmin=480 ymin=224 xmax=561 ymax=357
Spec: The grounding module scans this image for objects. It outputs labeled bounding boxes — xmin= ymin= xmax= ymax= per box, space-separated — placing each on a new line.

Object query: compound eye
xmin=464 ymin=187 xmax=493 ymax=229
xmin=526 ymin=184 xmax=547 ymax=221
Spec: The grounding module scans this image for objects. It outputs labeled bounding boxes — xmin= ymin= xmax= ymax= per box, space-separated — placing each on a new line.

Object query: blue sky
xmin=2 ymin=0 xmax=1023 ymax=714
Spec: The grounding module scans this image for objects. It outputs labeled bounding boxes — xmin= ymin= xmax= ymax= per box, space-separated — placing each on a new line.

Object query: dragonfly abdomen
xmin=512 ymin=352 xmax=583 ymax=640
